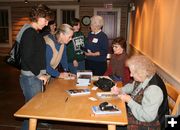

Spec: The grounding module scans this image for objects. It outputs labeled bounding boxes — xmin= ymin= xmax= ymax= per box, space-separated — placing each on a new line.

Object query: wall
xmin=129 ymin=0 xmax=180 ymax=88
xmin=0 ymin=0 xmax=130 ymax=55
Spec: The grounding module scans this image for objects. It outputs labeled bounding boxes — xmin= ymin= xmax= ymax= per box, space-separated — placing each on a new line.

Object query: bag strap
xmin=16 ymin=24 xmax=32 ymax=43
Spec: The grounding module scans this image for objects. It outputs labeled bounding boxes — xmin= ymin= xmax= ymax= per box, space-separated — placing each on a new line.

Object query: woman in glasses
xmin=104 ymin=37 xmax=130 ymax=84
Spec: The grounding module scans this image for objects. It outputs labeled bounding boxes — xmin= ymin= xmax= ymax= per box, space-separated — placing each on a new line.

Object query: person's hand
xmin=39 ymin=74 xmax=49 ymax=85
xmin=111 ymin=85 xmax=120 ymax=95
xmin=59 ymin=72 xmax=69 ymax=79
xmin=59 ymin=72 xmax=76 ymax=79
xmin=68 ymin=73 xmax=76 ymax=79
xmin=85 ymin=52 xmax=92 ymax=56
xmin=73 ymin=60 xmax=78 ymax=67
xmin=118 ymin=94 xmax=132 ymax=103
xmin=85 ymin=51 xmax=100 ymax=56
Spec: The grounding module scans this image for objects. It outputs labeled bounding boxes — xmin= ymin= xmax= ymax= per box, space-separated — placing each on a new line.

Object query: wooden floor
xmin=0 ymin=56 xmax=107 ymax=130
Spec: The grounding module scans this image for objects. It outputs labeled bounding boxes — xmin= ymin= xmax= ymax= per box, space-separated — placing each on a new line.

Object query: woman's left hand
xmin=119 ymin=94 xmax=132 ymax=103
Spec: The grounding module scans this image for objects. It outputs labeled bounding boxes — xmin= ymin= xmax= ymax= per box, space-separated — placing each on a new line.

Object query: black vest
xmin=148 ymin=73 xmax=169 ymax=129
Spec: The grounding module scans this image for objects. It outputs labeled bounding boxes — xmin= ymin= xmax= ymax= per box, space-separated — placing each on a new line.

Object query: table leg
xmin=108 ymin=124 xmax=116 ymax=130
xmin=29 ymin=118 xmax=37 ymax=130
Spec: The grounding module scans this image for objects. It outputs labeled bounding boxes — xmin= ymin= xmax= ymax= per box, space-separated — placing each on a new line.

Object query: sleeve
xmin=98 ymin=34 xmax=108 ymax=56
xmin=121 ymin=81 xmax=134 ymax=94
xmin=127 ymin=85 xmax=163 ymax=122
xmin=103 ymin=63 xmax=113 ymax=76
xmin=21 ymin=29 xmax=39 ymax=75
xmin=60 ymin=45 xmax=69 ymax=71
xmin=67 ymin=41 xmax=76 ymax=62
xmin=46 ymin=45 xmax=60 ymax=77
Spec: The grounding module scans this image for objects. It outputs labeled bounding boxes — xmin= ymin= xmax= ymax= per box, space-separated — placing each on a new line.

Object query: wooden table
xmin=14 ymin=78 xmax=128 ymax=130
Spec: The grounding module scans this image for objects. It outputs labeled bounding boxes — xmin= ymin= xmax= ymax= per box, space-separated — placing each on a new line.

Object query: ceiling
xmin=0 ymin=0 xmax=131 ymax=3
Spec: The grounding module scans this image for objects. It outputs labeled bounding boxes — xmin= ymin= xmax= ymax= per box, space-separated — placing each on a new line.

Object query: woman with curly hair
xmin=111 ymin=55 xmax=169 ymax=130
xmin=19 ymin=4 xmax=53 ymax=130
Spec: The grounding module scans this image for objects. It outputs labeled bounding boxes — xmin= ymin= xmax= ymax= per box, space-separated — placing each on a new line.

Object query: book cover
xmin=92 ymin=106 xmax=121 ymax=115
xmin=96 ymin=92 xmax=119 ymax=99
xmin=66 ymin=89 xmax=90 ymax=96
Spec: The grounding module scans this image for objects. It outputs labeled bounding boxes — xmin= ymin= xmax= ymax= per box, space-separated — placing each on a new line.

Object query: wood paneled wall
xmin=0 ymin=1 xmax=129 ymax=54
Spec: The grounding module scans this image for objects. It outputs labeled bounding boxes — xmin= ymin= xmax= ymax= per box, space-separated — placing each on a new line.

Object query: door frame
xmin=49 ymin=5 xmax=79 ymax=27
xmin=94 ymin=8 xmax=121 ymax=37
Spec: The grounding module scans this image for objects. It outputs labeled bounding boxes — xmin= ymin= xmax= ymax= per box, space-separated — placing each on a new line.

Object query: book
xmin=66 ymin=89 xmax=90 ymax=96
xmin=76 ymin=70 xmax=92 ymax=86
xmin=96 ymin=92 xmax=119 ymax=99
xmin=92 ymin=105 xmax=121 ymax=115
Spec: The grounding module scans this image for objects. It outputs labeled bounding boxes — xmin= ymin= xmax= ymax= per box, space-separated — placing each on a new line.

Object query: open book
xmin=66 ymin=89 xmax=90 ymax=96
xmin=92 ymin=105 xmax=121 ymax=115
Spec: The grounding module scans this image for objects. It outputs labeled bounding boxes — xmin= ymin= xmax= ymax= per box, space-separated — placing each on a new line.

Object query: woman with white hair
xmin=85 ymin=15 xmax=108 ymax=76
xmin=111 ymin=55 xmax=169 ymax=130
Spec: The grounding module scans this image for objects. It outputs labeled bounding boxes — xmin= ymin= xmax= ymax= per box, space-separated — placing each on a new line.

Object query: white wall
xmin=129 ymin=0 xmax=180 ymax=88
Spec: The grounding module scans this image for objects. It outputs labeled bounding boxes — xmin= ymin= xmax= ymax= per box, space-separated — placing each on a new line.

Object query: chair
xmin=165 ymin=83 xmax=180 ymax=115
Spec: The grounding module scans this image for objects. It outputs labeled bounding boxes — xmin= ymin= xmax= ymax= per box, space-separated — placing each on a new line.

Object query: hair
xmin=29 ymin=4 xmax=53 ymax=22
xmin=70 ymin=18 xmax=80 ymax=27
xmin=112 ymin=37 xmax=127 ymax=51
xmin=90 ymin=15 xmax=104 ymax=29
xmin=55 ymin=24 xmax=73 ymax=38
xmin=48 ymin=20 xmax=56 ymax=26
xmin=126 ymin=55 xmax=156 ymax=78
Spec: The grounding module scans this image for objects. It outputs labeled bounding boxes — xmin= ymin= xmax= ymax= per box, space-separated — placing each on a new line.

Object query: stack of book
xmin=66 ymin=89 xmax=90 ymax=96
xmin=76 ymin=70 xmax=92 ymax=86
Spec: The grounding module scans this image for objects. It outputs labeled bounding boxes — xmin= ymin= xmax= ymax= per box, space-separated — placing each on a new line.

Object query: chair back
xmin=165 ymin=83 xmax=180 ymax=115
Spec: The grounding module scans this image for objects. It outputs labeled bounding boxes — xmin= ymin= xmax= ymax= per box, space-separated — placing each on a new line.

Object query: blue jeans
xmin=68 ymin=61 xmax=85 ymax=74
xmin=19 ymin=74 xmax=43 ymax=130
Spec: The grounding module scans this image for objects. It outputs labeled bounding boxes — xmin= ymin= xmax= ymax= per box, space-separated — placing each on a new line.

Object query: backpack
xmin=93 ymin=77 xmax=115 ymax=91
xmin=5 ymin=24 xmax=31 ymax=69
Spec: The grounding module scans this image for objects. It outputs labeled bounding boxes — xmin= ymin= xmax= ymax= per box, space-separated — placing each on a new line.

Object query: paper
xmin=89 ymin=97 xmax=97 ymax=101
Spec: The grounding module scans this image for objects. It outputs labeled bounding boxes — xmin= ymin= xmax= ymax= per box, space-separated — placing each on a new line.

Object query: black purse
xmin=5 ymin=40 xmax=21 ymax=69
xmin=93 ymin=77 xmax=115 ymax=91
xmin=5 ymin=24 xmax=31 ymax=69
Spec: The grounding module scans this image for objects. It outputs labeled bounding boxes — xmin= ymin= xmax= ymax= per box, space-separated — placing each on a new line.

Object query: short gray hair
xmin=90 ymin=15 xmax=104 ymax=29
xmin=127 ymin=55 xmax=156 ymax=78
xmin=55 ymin=24 xmax=73 ymax=36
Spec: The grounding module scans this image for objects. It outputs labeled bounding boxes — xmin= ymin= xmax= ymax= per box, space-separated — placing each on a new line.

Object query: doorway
xmin=94 ymin=8 xmax=121 ymax=53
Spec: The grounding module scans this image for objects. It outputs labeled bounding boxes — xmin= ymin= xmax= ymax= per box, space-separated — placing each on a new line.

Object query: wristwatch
xmin=81 ymin=16 xmax=91 ymax=26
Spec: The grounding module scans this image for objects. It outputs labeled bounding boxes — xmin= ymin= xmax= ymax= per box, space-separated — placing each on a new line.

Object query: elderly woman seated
xmin=111 ymin=55 xmax=169 ymax=130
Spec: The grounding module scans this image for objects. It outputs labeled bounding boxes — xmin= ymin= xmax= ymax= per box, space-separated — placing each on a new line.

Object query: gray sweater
xmin=121 ymin=76 xmax=163 ymax=122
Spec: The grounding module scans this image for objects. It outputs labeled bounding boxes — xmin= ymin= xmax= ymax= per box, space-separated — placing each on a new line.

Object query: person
xmin=85 ymin=15 xmax=108 ymax=76
xmin=111 ymin=55 xmax=169 ymax=130
xmin=66 ymin=18 xmax=87 ymax=74
xmin=104 ymin=37 xmax=130 ymax=84
xmin=19 ymin=4 xmax=52 ymax=130
xmin=40 ymin=20 xmax=57 ymax=36
xmin=44 ymin=24 xmax=75 ymax=79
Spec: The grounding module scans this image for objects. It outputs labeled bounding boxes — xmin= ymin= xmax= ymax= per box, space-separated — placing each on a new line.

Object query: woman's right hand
xmin=111 ymin=85 xmax=120 ymax=95
xmin=59 ymin=72 xmax=69 ymax=79
xmin=59 ymin=72 xmax=76 ymax=79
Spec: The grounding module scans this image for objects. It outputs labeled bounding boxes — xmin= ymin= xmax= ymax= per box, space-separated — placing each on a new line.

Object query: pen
xmin=65 ymin=97 xmax=68 ymax=102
